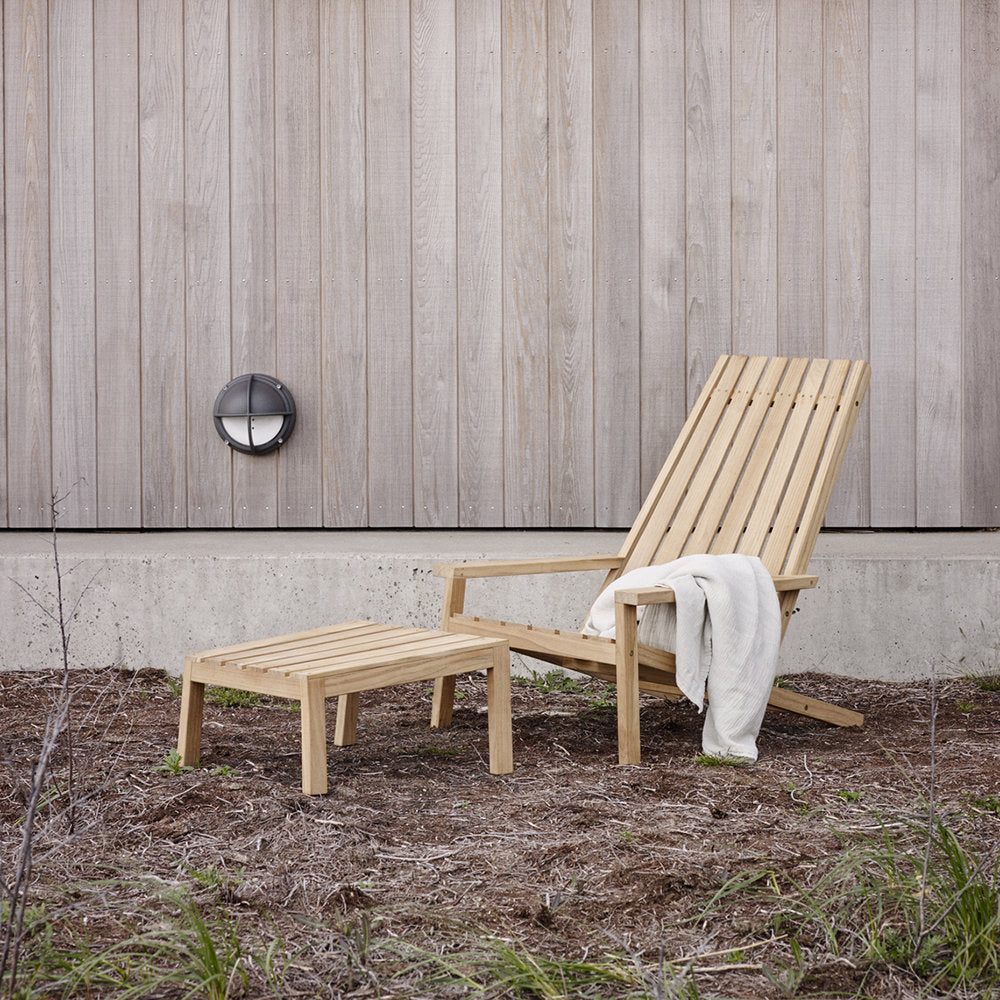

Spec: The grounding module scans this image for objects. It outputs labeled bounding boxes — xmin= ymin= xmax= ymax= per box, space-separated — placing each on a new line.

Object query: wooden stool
xmin=177 ymin=621 xmax=512 ymax=794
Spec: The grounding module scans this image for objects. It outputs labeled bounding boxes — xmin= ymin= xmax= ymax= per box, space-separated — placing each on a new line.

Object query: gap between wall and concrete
xmin=2 ymin=530 xmax=998 ymax=682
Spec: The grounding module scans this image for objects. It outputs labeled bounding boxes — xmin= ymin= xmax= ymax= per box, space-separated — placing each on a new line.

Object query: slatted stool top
xmin=192 ymin=620 xmax=507 ymax=695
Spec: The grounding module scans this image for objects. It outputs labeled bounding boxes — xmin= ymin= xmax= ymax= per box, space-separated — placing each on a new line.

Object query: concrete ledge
xmin=2 ymin=530 xmax=998 ymax=681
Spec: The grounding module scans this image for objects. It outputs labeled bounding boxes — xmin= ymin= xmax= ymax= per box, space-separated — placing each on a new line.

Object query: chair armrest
xmin=613 ymin=573 xmax=818 ymax=607
xmin=434 ymin=554 xmax=624 ymax=579
xmin=773 ymin=574 xmax=819 ymax=591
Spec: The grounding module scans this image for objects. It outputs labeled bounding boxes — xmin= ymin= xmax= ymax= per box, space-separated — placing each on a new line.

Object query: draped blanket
xmin=582 ymin=554 xmax=781 ymax=761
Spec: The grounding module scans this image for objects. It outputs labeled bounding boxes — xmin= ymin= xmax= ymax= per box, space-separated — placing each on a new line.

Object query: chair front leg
xmin=614 ymin=599 xmax=641 ymax=765
xmin=431 ymin=576 xmax=467 ymax=728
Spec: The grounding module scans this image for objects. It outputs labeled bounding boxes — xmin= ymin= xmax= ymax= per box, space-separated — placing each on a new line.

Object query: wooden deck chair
xmin=431 ymin=355 xmax=871 ymax=764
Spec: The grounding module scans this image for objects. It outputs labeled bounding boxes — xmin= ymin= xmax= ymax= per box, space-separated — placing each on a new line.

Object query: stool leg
xmin=299 ymin=677 xmax=329 ymax=795
xmin=177 ymin=657 xmax=205 ymax=767
xmin=486 ymin=645 xmax=513 ymax=774
xmin=334 ymin=693 xmax=360 ymax=746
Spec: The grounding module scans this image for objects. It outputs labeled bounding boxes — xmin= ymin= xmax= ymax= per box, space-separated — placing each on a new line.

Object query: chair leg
xmin=486 ymin=645 xmax=513 ymax=774
xmin=177 ymin=657 xmax=205 ymax=767
xmin=767 ymin=684 xmax=865 ymax=727
xmin=614 ymin=600 xmax=641 ymax=765
xmin=299 ymin=676 xmax=329 ymax=795
xmin=432 ymin=577 xmax=467 ymax=727
xmin=431 ymin=675 xmax=456 ymax=728
xmin=334 ymin=692 xmax=360 ymax=746
xmin=773 ymin=589 xmax=864 ymax=727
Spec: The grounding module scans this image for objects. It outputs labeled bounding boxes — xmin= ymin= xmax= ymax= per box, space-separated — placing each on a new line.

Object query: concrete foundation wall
xmin=2 ymin=531 xmax=998 ymax=681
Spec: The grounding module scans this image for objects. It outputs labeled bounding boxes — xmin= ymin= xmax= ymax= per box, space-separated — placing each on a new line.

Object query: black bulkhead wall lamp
xmin=213 ymin=374 xmax=296 ymax=455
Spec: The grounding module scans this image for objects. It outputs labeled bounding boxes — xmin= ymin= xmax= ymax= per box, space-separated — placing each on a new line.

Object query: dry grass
xmin=2 ymin=666 xmax=999 ymax=998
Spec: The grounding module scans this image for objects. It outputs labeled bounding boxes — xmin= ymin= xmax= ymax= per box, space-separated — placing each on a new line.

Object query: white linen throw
xmin=582 ymin=554 xmax=781 ymax=761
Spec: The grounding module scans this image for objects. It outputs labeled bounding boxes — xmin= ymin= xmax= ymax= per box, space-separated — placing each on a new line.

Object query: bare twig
xmin=1 ymin=690 xmax=71 ymax=995
xmin=1 ymin=491 xmax=102 ymax=996
xmin=915 ymin=660 xmax=938 ymax=952
xmin=49 ymin=498 xmax=78 ymax=836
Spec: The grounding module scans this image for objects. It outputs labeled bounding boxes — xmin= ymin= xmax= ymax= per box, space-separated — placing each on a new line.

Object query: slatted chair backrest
xmin=608 ymin=355 xmax=871 ymax=584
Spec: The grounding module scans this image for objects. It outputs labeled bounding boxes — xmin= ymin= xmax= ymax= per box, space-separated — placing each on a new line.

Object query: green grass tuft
xmin=406 ymin=933 xmax=703 ymax=999
xmin=154 ymin=748 xmax=194 ymax=776
xmin=968 ymin=669 xmax=1000 ymax=692
xmin=694 ymin=752 xmax=752 ymax=768
xmin=519 ymin=667 xmax=584 ymax=695
xmin=205 ymin=686 xmax=263 ymax=708
xmin=696 ymin=809 xmax=1000 ymax=997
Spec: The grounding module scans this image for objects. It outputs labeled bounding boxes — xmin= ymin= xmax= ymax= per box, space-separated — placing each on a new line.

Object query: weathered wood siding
xmin=0 ymin=0 xmax=995 ymax=530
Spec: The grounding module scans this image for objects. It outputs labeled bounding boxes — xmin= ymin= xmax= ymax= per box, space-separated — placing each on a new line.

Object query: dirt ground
xmin=2 ymin=664 xmax=999 ymax=998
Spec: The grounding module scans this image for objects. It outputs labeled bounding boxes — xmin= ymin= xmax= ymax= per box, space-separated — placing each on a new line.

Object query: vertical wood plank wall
xmin=1 ymin=0 xmax=997 ymax=530
xmin=95 ymin=0 xmax=141 ymax=528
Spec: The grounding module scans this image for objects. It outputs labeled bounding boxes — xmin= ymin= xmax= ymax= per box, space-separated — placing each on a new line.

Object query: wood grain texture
xmin=321 ymin=0 xmax=368 ymax=527
xmin=4 ymin=0 xmax=51 ymax=527
xmin=0 ymin=16 xmax=6 ymax=527
xmin=95 ymin=0 xmax=141 ymax=528
xmin=230 ymin=0 xmax=278 ymax=527
xmin=823 ymin=0 xmax=870 ymax=526
xmin=915 ymin=0 xmax=962 ymax=527
xmin=275 ymin=0 xmax=323 ymax=527
xmin=963 ymin=0 xmax=1000 ymax=526
xmin=411 ymin=0 xmax=458 ymax=527
xmin=0 ymin=0 xmax=995 ymax=532
xmin=548 ymin=0 xmax=594 ymax=527
xmin=869 ymin=0 xmax=916 ymax=527
xmin=502 ymin=0 xmax=549 ymax=526
xmin=594 ymin=0 xmax=639 ymax=528
xmin=49 ymin=0 xmax=97 ymax=526
xmin=638 ymin=0 xmax=686 ymax=499
xmin=185 ymin=0 xmax=232 ymax=528
xmin=139 ymin=0 xmax=186 ymax=526
xmin=366 ymin=0 xmax=413 ymax=526
xmin=457 ymin=0 xmax=503 ymax=527
xmin=731 ymin=0 xmax=777 ymax=356
xmin=685 ymin=0 xmax=732 ymax=401
xmin=776 ymin=0 xmax=824 ymax=358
